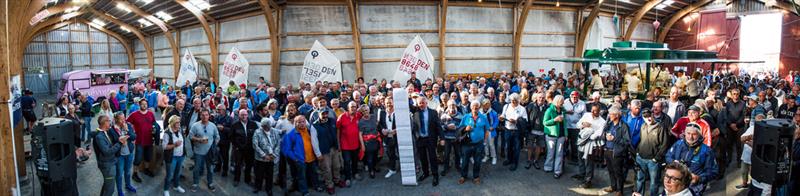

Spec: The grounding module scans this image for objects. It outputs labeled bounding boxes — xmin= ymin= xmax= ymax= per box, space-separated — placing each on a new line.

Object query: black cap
xmin=641 ymin=108 xmax=653 ymax=117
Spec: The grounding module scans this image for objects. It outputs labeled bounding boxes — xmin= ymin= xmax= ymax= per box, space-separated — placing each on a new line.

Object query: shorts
xmin=528 ymin=133 xmax=545 ymax=148
xmin=135 ymin=145 xmax=154 ymax=165
xmin=23 ymin=110 xmax=36 ymax=122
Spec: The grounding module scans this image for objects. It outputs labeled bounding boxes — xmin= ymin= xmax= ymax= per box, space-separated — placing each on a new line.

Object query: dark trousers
xmin=277 ymin=154 xmax=288 ymax=187
xmin=215 ymin=141 xmax=231 ymax=175
xmin=364 ymin=148 xmax=378 ymax=173
xmin=385 ymin=139 xmax=399 ymax=171
xmin=726 ymin=128 xmax=744 ymax=165
xmin=505 ymin=131 xmax=522 ymax=166
xmin=578 ymin=157 xmax=595 ymax=183
xmin=442 ymin=139 xmax=461 ymax=170
xmin=341 ymin=149 xmax=360 ymax=180
xmin=460 ymin=143 xmax=484 ymax=179
xmin=417 ymin=137 xmax=438 ymax=178
xmin=288 ymin=161 xmax=309 ymax=194
xmin=233 ymin=148 xmax=254 ymax=183
xmin=253 ymin=160 xmax=274 ymax=193
xmin=605 ymin=150 xmax=626 ymax=193
xmin=567 ymin=128 xmax=580 ymax=161
xmin=712 ymin=135 xmax=728 ymax=177
xmin=99 ymin=163 xmax=117 ymax=196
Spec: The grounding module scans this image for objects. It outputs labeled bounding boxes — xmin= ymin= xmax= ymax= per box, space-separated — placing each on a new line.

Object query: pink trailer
xmin=59 ymin=69 xmax=128 ymax=100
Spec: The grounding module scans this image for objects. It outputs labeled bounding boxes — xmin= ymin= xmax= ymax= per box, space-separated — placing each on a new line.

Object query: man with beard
xmin=776 ymin=95 xmax=797 ymax=119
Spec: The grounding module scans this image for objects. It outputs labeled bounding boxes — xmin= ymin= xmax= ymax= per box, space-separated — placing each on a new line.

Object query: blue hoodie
xmin=623 ymin=112 xmax=644 ymax=148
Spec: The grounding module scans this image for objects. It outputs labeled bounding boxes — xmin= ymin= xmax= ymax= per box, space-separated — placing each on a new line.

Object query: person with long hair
xmin=110 ymin=112 xmax=137 ymax=195
xmin=161 ymin=116 xmax=186 ymax=196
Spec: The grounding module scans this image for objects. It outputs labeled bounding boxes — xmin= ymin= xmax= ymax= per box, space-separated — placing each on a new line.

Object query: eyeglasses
xmin=664 ymin=174 xmax=682 ymax=183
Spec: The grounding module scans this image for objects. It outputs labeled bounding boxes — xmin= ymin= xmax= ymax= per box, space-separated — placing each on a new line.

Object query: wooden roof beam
xmin=87 ymin=7 xmax=155 ymax=78
xmin=513 ymin=0 xmax=534 ymax=73
xmin=623 ymin=0 xmax=663 ymax=41
xmin=574 ymin=0 xmax=605 ymax=71
xmin=28 ymin=0 xmax=96 ymax=27
xmin=656 ymin=0 xmax=713 ymax=42
xmin=114 ymin=0 xmax=178 ymax=81
xmin=257 ymin=0 xmax=281 ymax=84
xmin=439 ymin=0 xmax=448 ymax=77
xmin=346 ymin=0 xmax=363 ymax=78
xmin=176 ymin=0 xmax=219 ymax=83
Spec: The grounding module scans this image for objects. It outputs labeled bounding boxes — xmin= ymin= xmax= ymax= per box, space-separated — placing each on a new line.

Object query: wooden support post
xmin=623 ymin=0 xmax=663 ymax=41
xmin=257 ymin=0 xmax=281 ymax=85
xmin=176 ymin=0 xmax=219 ymax=84
xmin=512 ymin=0 xmax=534 ymax=73
xmin=346 ymin=0 xmax=363 ymax=78
xmin=438 ymin=0 xmax=448 ymax=77
xmin=574 ymin=0 xmax=605 ymax=71
xmin=656 ymin=0 xmax=713 ymax=42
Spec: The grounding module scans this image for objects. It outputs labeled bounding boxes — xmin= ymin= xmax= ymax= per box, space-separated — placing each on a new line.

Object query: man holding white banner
xmin=393 ymin=35 xmax=435 ymax=86
xmin=220 ymin=47 xmax=250 ymax=90
xmin=176 ymin=49 xmax=198 ymax=87
xmin=301 ymin=41 xmax=343 ymax=84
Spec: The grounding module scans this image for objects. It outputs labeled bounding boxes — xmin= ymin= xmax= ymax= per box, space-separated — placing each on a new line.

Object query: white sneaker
xmin=384 ymin=170 xmax=396 ymax=178
xmin=174 ymin=186 xmax=186 ymax=193
xmin=492 ymin=158 xmax=497 ymax=165
xmin=482 ymin=157 xmax=489 ymax=163
xmin=163 ymin=190 xmax=170 ymax=196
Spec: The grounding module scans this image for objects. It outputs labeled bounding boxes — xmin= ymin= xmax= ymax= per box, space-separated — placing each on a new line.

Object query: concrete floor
xmin=17 ymin=95 xmax=741 ymax=196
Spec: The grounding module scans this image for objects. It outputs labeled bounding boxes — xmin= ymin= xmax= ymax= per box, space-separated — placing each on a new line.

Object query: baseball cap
xmin=688 ymin=105 xmax=702 ymax=112
xmin=641 ymin=108 xmax=653 ymax=118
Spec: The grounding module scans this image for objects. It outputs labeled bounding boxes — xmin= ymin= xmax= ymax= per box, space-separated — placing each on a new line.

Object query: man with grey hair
xmin=602 ymin=106 xmax=632 ymax=196
xmin=623 ymin=99 xmax=645 ymax=148
xmin=500 ymin=93 xmax=528 ymax=171
xmin=564 ymin=91 xmax=586 ymax=162
xmin=411 ymin=96 xmax=443 ymax=186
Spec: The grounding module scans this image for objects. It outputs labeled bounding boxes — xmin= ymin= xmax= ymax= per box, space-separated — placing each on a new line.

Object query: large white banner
xmin=393 ymin=35 xmax=435 ymax=84
xmin=301 ymin=40 xmax=342 ymax=84
xmin=221 ymin=47 xmax=250 ymax=90
xmin=176 ymin=49 xmax=198 ymax=87
xmin=392 ymin=88 xmax=417 ymax=186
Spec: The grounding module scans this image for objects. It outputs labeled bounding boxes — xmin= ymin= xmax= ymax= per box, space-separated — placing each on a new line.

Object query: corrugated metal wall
xmin=446 ymin=6 xmax=512 ymax=74
xmin=359 ymin=5 xmax=439 ymax=81
xmin=22 ymin=23 xmax=129 ymax=95
xmin=153 ymin=33 xmax=174 ymax=81
xmin=219 ymin=15 xmax=271 ymax=86
xmin=521 ymin=9 xmax=576 ymax=75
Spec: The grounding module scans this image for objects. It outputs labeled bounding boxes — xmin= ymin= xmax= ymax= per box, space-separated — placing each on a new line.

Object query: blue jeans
xmin=460 ymin=143 xmax=484 ymax=178
xmin=635 ymin=155 xmax=661 ymax=196
xmin=289 ymin=160 xmax=309 ymax=194
xmin=99 ymin=163 xmax=117 ymax=196
xmin=164 ymin=155 xmax=185 ymax=190
xmin=115 ymin=154 xmax=134 ymax=194
xmin=505 ymin=131 xmax=522 ymax=165
xmin=193 ymin=154 xmax=214 ymax=185
xmin=82 ymin=117 xmax=92 ymax=143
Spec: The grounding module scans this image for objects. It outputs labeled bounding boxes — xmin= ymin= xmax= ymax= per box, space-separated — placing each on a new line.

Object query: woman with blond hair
xmin=162 ymin=116 xmax=186 ymax=196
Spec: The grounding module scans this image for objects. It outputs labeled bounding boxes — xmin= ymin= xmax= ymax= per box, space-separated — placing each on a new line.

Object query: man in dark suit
xmin=411 ymin=97 xmax=442 ymax=186
xmin=231 ymin=109 xmax=259 ymax=187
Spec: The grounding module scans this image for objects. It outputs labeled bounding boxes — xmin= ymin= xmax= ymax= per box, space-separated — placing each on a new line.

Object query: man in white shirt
xmin=500 ymin=93 xmax=528 ymax=171
xmin=574 ymin=104 xmax=606 ymax=188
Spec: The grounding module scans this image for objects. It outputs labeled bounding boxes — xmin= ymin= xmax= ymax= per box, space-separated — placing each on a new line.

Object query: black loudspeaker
xmin=751 ymin=119 xmax=795 ymax=185
xmin=32 ymin=117 xmax=77 ymax=182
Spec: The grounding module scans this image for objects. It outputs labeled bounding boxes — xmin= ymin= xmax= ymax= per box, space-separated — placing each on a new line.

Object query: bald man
xmin=231 ymin=109 xmax=259 ymax=187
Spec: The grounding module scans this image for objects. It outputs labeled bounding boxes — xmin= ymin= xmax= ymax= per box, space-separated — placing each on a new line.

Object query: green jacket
xmin=543 ymin=104 xmax=566 ymax=137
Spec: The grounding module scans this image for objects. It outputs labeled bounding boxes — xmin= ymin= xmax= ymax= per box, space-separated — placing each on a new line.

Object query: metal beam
xmin=656 ymin=0 xmax=714 ymax=42
xmin=438 ymin=0 xmax=448 ymax=77
xmin=346 ymin=0 xmax=363 ymax=78
xmin=513 ymin=0 xmax=534 ymax=73
xmin=175 ymin=0 xmax=219 ymax=84
xmin=623 ymin=0 xmax=663 ymax=41
xmin=88 ymin=7 xmax=155 ymax=76
xmin=257 ymin=0 xmax=281 ymax=84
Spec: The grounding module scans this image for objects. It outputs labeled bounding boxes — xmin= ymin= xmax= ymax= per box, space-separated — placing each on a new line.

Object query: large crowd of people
xmin=32 ymin=68 xmax=800 ymax=196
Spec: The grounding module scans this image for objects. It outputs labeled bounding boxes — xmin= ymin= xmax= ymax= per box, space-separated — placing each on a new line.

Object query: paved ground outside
xmin=18 ymin=95 xmax=745 ymax=196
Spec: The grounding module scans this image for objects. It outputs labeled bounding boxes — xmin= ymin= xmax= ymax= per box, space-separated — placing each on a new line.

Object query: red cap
xmin=239 ymin=83 xmax=246 ymax=88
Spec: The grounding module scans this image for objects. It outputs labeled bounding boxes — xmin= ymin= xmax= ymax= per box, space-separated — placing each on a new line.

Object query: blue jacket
xmin=623 ymin=113 xmax=645 ymax=148
xmin=255 ymin=91 xmax=269 ymax=105
xmin=93 ymin=130 xmax=121 ymax=168
xmin=482 ymin=109 xmax=499 ymax=138
xmin=232 ymin=99 xmax=254 ymax=111
xmin=281 ymin=128 xmax=321 ymax=163
xmin=313 ymin=119 xmax=338 ymax=154
xmin=460 ymin=112 xmax=490 ymax=144
xmin=665 ymin=137 xmax=718 ymax=193
xmin=109 ymin=123 xmax=137 ymax=153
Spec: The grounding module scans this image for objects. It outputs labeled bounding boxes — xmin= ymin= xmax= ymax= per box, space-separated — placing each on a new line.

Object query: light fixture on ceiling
xmin=65 ymin=6 xmax=80 ymax=13
xmin=121 ymin=26 xmax=131 ymax=33
xmin=189 ymin=0 xmax=211 ymax=10
xmin=138 ymin=18 xmax=153 ymax=26
xmin=556 ymin=1 xmax=560 ymax=7
xmin=139 ymin=0 xmax=154 ymax=5
xmin=48 ymin=0 xmax=59 ymax=4
xmin=91 ymin=19 xmax=106 ymax=27
xmin=155 ymin=11 xmax=173 ymax=21
xmin=656 ymin=0 xmax=674 ymax=10
xmin=116 ymin=2 xmax=132 ymax=12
